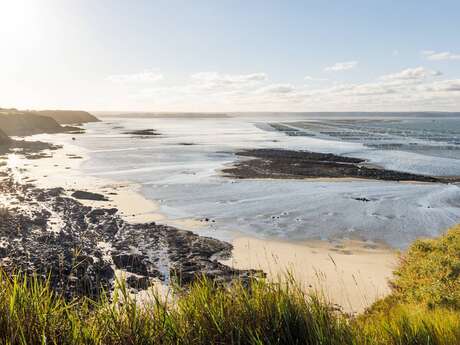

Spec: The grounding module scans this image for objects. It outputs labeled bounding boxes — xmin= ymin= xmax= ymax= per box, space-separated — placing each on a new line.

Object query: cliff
xmin=0 ymin=111 xmax=65 ymax=136
xmin=37 ymin=110 xmax=99 ymax=124
xmin=0 ymin=128 xmax=11 ymax=145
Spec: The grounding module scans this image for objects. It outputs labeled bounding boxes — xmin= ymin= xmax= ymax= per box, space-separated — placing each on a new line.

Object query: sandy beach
xmin=6 ymin=139 xmax=398 ymax=312
xmin=222 ymin=237 xmax=397 ymax=313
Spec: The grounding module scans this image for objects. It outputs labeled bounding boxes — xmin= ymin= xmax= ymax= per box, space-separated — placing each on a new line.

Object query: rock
xmin=223 ymin=148 xmax=447 ymax=183
xmin=71 ymin=191 xmax=109 ymax=201
xmin=353 ymin=197 xmax=371 ymax=202
xmin=0 ymin=170 xmax=263 ymax=301
xmin=126 ymin=275 xmax=152 ymax=290
xmin=112 ymin=254 xmax=149 ymax=276
xmin=124 ymin=129 xmax=160 ymax=136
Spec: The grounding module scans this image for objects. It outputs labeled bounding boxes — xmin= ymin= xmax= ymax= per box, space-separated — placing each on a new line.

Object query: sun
xmin=0 ymin=0 xmax=39 ymax=37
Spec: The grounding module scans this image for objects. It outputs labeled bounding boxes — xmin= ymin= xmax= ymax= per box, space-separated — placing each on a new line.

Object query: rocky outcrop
xmin=71 ymin=190 xmax=109 ymax=201
xmin=37 ymin=110 xmax=99 ymax=124
xmin=124 ymin=129 xmax=160 ymax=136
xmin=223 ymin=148 xmax=452 ymax=183
xmin=0 ymin=169 xmax=261 ymax=300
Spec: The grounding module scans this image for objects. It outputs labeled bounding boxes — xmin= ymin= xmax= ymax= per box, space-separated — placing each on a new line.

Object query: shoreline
xmin=6 ymin=137 xmax=399 ymax=312
xmin=1 ymin=144 xmax=255 ymax=299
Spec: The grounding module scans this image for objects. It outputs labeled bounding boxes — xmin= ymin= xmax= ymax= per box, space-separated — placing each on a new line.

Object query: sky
xmin=1 ymin=0 xmax=460 ymax=112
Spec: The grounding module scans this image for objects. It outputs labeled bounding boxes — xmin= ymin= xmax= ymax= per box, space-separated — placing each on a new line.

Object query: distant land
xmin=0 ymin=108 xmax=99 ymax=137
xmin=37 ymin=110 xmax=99 ymax=124
xmin=95 ymin=111 xmax=460 ymax=119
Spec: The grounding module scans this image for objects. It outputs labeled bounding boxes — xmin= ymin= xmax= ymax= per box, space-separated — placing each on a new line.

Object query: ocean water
xmin=35 ymin=114 xmax=460 ymax=248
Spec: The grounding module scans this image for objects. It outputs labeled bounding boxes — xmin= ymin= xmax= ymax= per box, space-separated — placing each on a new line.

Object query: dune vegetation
xmin=0 ymin=225 xmax=459 ymax=344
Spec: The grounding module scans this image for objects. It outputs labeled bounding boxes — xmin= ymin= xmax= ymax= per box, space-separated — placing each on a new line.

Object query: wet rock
xmin=126 ymin=275 xmax=152 ymax=290
xmin=112 ymin=254 xmax=149 ymax=276
xmin=0 ymin=168 xmax=263 ymax=300
xmin=124 ymin=129 xmax=160 ymax=136
xmin=223 ymin=148 xmax=448 ymax=183
xmin=71 ymin=190 xmax=109 ymax=201
xmin=354 ymin=197 xmax=371 ymax=202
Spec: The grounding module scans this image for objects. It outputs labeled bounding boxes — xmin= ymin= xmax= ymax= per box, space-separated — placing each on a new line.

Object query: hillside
xmin=0 ymin=111 xmax=64 ymax=136
xmin=0 ymin=129 xmax=11 ymax=145
xmin=37 ymin=110 xmax=99 ymax=124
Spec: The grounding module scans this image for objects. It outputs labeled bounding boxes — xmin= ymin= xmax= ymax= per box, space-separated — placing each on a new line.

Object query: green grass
xmin=354 ymin=304 xmax=460 ymax=345
xmin=389 ymin=224 xmax=460 ymax=309
xmin=1 ymin=226 xmax=460 ymax=344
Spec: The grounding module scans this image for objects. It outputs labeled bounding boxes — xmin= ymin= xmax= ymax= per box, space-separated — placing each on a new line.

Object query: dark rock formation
xmin=222 ymin=148 xmax=453 ymax=183
xmin=71 ymin=191 xmax=109 ymax=201
xmin=0 ymin=168 xmax=261 ymax=300
xmin=124 ymin=129 xmax=160 ymax=136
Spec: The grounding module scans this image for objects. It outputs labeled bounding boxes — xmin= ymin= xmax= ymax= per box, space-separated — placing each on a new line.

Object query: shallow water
xmin=33 ymin=114 xmax=460 ymax=248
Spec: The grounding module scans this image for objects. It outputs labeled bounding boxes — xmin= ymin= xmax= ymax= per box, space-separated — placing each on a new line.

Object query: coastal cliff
xmin=37 ymin=110 xmax=99 ymax=124
xmin=0 ymin=129 xmax=11 ymax=145
xmin=0 ymin=112 xmax=64 ymax=136
xmin=0 ymin=108 xmax=99 ymax=137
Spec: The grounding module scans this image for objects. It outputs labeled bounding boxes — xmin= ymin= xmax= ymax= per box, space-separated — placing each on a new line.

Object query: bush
xmin=387 ymin=225 xmax=460 ymax=309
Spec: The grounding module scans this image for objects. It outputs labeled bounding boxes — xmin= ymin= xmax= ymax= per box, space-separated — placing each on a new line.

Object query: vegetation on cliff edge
xmin=0 ymin=225 xmax=460 ymax=344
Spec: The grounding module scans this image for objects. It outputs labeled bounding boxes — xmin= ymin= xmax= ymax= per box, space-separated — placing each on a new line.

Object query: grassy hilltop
xmin=0 ymin=225 xmax=459 ymax=344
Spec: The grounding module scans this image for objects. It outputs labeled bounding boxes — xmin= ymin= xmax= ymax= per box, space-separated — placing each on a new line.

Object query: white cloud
xmin=304 ymin=75 xmax=328 ymax=81
xmin=127 ymin=68 xmax=460 ymax=112
xmin=324 ymin=61 xmax=358 ymax=72
xmin=422 ymin=50 xmax=460 ymax=61
xmin=380 ymin=67 xmax=441 ymax=82
xmin=256 ymin=84 xmax=295 ymax=94
xmin=420 ymin=79 xmax=460 ymax=92
xmin=107 ymin=69 xmax=163 ymax=83
xmin=191 ymin=72 xmax=267 ymax=84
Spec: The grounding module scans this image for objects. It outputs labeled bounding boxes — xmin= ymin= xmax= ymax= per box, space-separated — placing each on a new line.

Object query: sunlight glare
xmin=0 ymin=0 xmax=39 ymax=38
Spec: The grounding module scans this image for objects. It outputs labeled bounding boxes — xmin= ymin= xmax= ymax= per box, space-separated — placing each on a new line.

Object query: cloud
xmin=107 ymin=69 xmax=163 ymax=83
xmin=380 ymin=67 xmax=441 ymax=82
xmin=422 ymin=50 xmax=460 ymax=61
xmin=420 ymin=79 xmax=460 ymax=92
xmin=128 ymin=68 xmax=460 ymax=112
xmin=191 ymin=72 xmax=267 ymax=84
xmin=304 ymin=75 xmax=328 ymax=81
xmin=256 ymin=84 xmax=295 ymax=94
xmin=324 ymin=61 xmax=358 ymax=72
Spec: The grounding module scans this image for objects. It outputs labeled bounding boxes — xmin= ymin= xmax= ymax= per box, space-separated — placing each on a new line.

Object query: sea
xmin=32 ymin=113 xmax=460 ymax=248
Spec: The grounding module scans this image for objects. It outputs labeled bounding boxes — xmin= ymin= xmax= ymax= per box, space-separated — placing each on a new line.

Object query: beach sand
xmin=8 ymin=141 xmax=398 ymax=312
xmin=7 ymin=144 xmax=164 ymax=223
xmin=221 ymin=236 xmax=397 ymax=313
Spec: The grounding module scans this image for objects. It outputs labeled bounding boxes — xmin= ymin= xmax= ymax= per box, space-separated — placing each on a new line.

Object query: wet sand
xmin=8 ymin=145 xmax=165 ymax=224
xmin=8 ymin=141 xmax=398 ymax=311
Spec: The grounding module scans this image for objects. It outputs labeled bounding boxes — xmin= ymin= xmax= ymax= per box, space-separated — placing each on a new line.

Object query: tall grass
xmin=0 ymin=270 xmax=459 ymax=345
xmin=0 ymin=272 xmax=353 ymax=345
xmin=354 ymin=304 xmax=460 ymax=345
xmin=1 ymin=225 xmax=460 ymax=344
